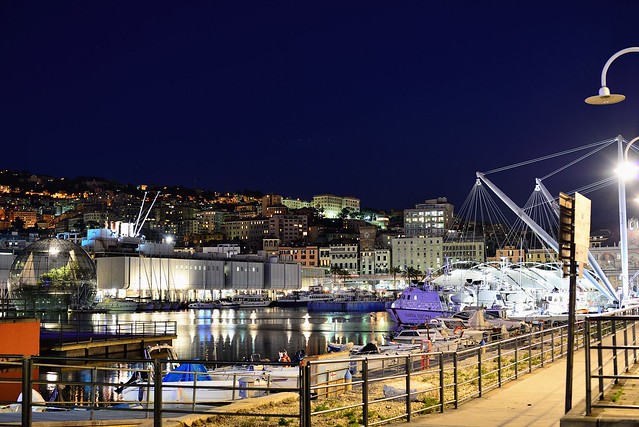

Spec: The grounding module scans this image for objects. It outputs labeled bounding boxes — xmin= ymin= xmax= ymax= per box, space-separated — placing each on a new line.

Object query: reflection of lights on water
xmin=301 ymin=329 xmax=311 ymax=346
xmin=249 ymin=327 xmax=257 ymax=352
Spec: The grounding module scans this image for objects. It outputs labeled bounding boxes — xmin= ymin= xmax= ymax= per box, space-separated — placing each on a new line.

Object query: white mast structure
xmin=476 ymin=172 xmax=617 ymax=303
xmin=134 ymin=191 xmax=160 ymax=238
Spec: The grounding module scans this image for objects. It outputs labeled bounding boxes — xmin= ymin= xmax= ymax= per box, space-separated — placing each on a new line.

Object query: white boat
xmin=388 ymin=324 xmax=461 ymax=352
xmin=188 ymin=301 xmax=216 ymax=309
xmin=386 ymin=284 xmax=454 ymax=325
xmin=231 ymin=294 xmax=272 ymax=308
xmin=348 ymin=341 xmax=427 ymax=373
xmin=351 ymin=341 xmax=423 ymax=355
xmin=115 ymin=344 xmax=302 ymax=406
xmin=94 ymin=298 xmax=138 ymax=313
xmin=117 ymin=363 xmax=254 ymax=405
xmin=276 ymin=286 xmax=333 ymax=307
xmin=452 ymin=307 xmax=529 ymax=333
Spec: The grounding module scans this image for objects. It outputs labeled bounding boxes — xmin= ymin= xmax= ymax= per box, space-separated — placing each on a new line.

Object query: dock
xmin=40 ymin=320 xmax=177 ymax=357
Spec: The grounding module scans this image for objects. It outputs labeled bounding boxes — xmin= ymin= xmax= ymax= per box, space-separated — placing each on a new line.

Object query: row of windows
xmin=406 ymin=211 xmax=445 ymax=216
xmin=176 ymin=265 xmax=221 ymax=271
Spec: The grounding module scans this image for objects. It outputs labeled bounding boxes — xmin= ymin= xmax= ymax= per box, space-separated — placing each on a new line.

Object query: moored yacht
xmin=275 ymin=285 xmax=333 ymax=307
xmin=385 ymin=283 xmax=454 ymax=325
xmin=231 ymin=294 xmax=272 ymax=308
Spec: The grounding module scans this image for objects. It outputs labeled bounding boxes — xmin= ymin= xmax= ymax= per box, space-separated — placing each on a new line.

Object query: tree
xmin=338 ymin=208 xmax=351 ymax=220
xmin=11 ymin=216 xmax=25 ymax=231
xmin=402 ymin=267 xmax=423 ymax=285
xmin=329 ymin=265 xmax=350 ymax=286
xmin=389 ymin=266 xmax=403 ymax=289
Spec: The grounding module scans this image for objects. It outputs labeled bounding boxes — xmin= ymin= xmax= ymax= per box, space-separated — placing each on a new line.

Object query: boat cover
xmin=162 ymin=363 xmax=213 ymax=382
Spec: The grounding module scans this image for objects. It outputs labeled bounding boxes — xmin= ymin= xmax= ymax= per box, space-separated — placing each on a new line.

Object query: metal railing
xmin=0 ymin=320 xmax=609 ymax=427
xmin=303 ymin=322 xmax=582 ymax=426
xmin=40 ymin=320 xmax=178 ymax=347
xmin=584 ymin=306 xmax=639 ymax=415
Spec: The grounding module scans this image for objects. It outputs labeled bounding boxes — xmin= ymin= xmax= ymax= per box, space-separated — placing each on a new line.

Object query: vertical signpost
xmin=559 ymin=192 xmax=591 ymax=414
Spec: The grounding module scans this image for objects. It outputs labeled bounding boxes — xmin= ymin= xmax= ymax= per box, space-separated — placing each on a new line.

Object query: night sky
xmin=2 ymin=2 xmax=639 ymax=228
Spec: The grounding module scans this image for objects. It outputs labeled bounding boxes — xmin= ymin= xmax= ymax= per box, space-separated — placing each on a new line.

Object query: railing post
xmin=633 ymin=317 xmax=638 ymax=364
xmin=541 ymin=328 xmax=545 ymax=367
xmin=362 ymin=359 xmax=369 ymax=426
xmin=302 ymin=362 xmax=312 ymax=427
xmin=438 ymin=352 xmax=444 ymax=411
xmin=551 ymin=328 xmax=555 ymax=363
xmin=478 ymin=346 xmax=482 ymax=397
xmin=497 ymin=341 xmax=502 ymax=388
xmin=153 ymin=358 xmax=162 ymax=427
xmin=597 ymin=319 xmax=604 ymax=400
xmin=528 ymin=332 xmax=533 ymax=373
xmin=405 ymin=356 xmax=411 ymax=422
xmin=623 ymin=319 xmax=629 ymax=372
xmin=453 ymin=352 xmax=458 ymax=409
xmin=612 ymin=319 xmax=619 ymax=384
xmin=585 ymin=319 xmax=592 ymax=415
xmin=21 ymin=357 xmax=32 ymax=427
xmin=90 ymin=367 xmax=98 ymax=419
xmin=514 ymin=343 xmax=519 ymax=379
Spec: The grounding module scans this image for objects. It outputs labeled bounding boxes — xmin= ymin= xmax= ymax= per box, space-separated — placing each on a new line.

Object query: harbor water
xmin=44 ymin=306 xmax=395 ymax=362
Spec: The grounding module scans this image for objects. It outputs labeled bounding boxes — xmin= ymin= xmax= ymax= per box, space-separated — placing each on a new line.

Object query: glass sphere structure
xmin=8 ymin=238 xmax=97 ymax=311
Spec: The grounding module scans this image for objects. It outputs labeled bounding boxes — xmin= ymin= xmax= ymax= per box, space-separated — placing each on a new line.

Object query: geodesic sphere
xmin=8 ymin=238 xmax=97 ymax=311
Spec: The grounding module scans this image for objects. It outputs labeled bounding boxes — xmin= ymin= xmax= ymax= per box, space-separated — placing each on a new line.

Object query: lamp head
xmin=585 ymin=86 xmax=626 ymax=105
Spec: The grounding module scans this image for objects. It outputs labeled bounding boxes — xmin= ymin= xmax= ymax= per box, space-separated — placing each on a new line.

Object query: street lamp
xmin=586 ymin=47 xmax=639 ymax=306
xmin=585 ymin=47 xmax=639 ymax=105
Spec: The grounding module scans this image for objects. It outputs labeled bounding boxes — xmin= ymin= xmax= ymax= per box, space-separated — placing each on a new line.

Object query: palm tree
xmin=389 ymin=266 xmax=402 ymax=289
xmin=402 ymin=267 xmax=423 ymax=285
xmin=329 ymin=265 xmax=343 ymax=287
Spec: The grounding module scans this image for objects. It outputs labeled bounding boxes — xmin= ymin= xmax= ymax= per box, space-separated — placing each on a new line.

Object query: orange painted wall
xmin=0 ymin=318 xmax=40 ymax=356
xmin=0 ymin=318 xmax=40 ymax=403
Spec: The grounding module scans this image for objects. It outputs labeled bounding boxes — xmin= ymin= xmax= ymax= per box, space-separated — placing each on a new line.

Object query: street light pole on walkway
xmin=585 ymin=46 xmax=639 ymax=308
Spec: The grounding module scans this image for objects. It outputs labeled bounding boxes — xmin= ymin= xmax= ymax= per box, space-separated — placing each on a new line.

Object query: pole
xmin=559 ymin=192 xmax=577 ymax=414
xmin=565 ymin=246 xmax=577 ymax=413
xmin=618 ymin=136 xmax=629 ymax=306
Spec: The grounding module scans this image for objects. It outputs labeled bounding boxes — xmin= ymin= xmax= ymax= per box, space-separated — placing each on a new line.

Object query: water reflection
xmin=48 ymin=307 xmax=394 ymax=362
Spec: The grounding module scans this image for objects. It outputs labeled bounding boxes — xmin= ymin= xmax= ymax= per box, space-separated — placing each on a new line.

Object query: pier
xmin=40 ymin=320 xmax=177 ymax=357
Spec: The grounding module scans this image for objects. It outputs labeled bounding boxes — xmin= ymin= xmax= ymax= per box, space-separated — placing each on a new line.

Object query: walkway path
xmin=395 ymin=349 xmax=587 ymax=427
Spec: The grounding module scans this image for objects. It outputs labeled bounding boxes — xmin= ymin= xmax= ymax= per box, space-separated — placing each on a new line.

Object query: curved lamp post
xmin=586 ymin=47 xmax=639 ymax=306
xmin=585 ymin=47 xmax=639 ymax=105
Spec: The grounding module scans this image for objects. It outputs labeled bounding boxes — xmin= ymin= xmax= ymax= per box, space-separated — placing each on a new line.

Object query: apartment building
xmin=269 ymin=214 xmax=308 ymax=244
xmin=312 ymin=194 xmax=360 ymax=219
xmin=404 ymin=197 xmax=454 ymax=237
xmin=279 ymin=245 xmax=319 ymax=267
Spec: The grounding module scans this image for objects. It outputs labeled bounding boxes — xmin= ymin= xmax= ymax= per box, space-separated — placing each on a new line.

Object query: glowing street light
xmin=619 ymin=136 xmax=639 ymax=180
xmin=586 ymin=47 xmax=639 ymax=306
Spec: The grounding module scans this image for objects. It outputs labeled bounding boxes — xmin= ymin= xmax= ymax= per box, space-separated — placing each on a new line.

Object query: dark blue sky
xmin=2 ymin=2 xmax=639 ymax=227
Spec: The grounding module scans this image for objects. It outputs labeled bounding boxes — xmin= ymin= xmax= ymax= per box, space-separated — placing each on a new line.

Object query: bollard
xmin=344 ymin=369 xmax=352 ymax=391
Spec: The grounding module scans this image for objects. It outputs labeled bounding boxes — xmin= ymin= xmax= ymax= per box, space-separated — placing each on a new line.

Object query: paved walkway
xmin=395 ymin=350 xmax=587 ymax=427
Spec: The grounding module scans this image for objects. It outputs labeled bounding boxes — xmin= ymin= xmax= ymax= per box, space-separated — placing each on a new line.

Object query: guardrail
xmin=0 ymin=320 xmax=604 ymax=427
xmin=584 ymin=306 xmax=639 ymax=415
xmin=303 ymin=321 xmax=583 ymax=426
xmin=40 ymin=321 xmax=178 ymax=347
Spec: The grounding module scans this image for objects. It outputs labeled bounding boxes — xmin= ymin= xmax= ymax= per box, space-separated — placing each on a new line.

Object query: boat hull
xmin=308 ymin=301 xmax=386 ymax=312
xmin=386 ymin=306 xmax=452 ymax=325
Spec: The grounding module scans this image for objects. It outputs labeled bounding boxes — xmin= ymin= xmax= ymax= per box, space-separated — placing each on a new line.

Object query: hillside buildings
xmin=0 ymin=170 xmax=636 ymax=300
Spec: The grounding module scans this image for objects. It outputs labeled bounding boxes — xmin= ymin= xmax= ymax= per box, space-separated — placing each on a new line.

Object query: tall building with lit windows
xmin=312 ymin=194 xmax=360 ymax=218
xmin=404 ymin=197 xmax=454 ymax=237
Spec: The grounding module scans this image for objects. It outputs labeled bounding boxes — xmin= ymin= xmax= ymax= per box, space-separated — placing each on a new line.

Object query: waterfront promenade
xmin=396 ymin=346 xmax=587 ymax=427
xmin=10 ymin=345 xmax=635 ymax=427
